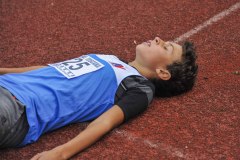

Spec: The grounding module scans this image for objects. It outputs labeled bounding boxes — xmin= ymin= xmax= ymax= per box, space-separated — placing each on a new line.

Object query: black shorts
xmin=0 ymin=86 xmax=29 ymax=148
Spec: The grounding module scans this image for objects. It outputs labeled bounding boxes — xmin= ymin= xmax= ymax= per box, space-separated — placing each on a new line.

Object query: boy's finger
xmin=30 ymin=153 xmax=41 ymax=160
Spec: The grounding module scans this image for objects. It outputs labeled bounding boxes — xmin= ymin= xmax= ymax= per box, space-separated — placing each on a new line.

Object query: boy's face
xmin=136 ymin=37 xmax=183 ymax=70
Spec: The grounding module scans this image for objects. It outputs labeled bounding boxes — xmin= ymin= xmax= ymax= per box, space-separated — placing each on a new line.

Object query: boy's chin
xmin=136 ymin=44 xmax=147 ymax=53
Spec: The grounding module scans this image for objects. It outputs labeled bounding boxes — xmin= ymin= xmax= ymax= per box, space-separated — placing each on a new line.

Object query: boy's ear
xmin=156 ymin=67 xmax=171 ymax=80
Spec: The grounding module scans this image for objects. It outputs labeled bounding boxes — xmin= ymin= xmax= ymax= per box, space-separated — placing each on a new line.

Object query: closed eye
xmin=169 ymin=43 xmax=174 ymax=54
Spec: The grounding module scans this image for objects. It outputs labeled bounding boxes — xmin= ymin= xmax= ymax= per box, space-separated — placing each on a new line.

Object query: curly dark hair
xmin=149 ymin=41 xmax=198 ymax=97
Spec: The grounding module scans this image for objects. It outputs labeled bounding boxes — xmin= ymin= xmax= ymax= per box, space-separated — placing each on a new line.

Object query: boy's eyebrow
xmin=169 ymin=42 xmax=175 ymax=55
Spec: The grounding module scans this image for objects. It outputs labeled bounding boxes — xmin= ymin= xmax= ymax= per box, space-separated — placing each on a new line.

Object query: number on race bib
xmin=48 ymin=55 xmax=104 ymax=79
xmin=61 ymin=58 xmax=91 ymax=70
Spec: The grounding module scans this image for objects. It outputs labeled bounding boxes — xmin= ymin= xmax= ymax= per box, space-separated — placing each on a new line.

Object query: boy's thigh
xmin=0 ymin=109 xmax=29 ymax=148
xmin=0 ymin=86 xmax=28 ymax=148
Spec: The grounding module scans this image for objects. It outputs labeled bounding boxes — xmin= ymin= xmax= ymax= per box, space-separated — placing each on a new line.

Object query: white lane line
xmin=114 ymin=129 xmax=194 ymax=159
xmin=109 ymin=2 xmax=240 ymax=159
xmin=174 ymin=2 xmax=240 ymax=43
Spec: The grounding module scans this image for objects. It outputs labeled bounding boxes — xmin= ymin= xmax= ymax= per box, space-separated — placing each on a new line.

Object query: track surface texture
xmin=0 ymin=0 xmax=239 ymax=159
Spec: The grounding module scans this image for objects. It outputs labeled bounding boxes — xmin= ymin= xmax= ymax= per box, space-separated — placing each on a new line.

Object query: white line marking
xmin=174 ymin=2 xmax=240 ymax=43
xmin=109 ymin=2 xmax=240 ymax=159
xmin=114 ymin=129 xmax=194 ymax=159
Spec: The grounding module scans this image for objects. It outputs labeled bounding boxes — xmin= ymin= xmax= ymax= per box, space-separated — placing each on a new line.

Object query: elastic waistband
xmin=0 ymin=86 xmax=24 ymax=105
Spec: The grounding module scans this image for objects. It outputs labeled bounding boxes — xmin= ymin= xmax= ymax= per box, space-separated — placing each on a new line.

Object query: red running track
xmin=0 ymin=0 xmax=239 ymax=159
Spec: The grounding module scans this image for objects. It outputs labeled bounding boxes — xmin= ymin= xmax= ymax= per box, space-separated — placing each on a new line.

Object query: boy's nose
xmin=154 ymin=37 xmax=165 ymax=46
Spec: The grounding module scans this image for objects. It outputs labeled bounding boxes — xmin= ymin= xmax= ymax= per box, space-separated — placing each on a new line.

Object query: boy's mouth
xmin=144 ymin=40 xmax=151 ymax=47
xmin=143 ymin=40 xmax=151 ymax=47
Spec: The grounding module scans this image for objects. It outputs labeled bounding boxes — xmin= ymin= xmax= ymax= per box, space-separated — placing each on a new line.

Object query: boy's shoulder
xmin=114 ymin=75 xmax=155 ymax=122
xmin=121 ymin=75 xmax=155 ymax=98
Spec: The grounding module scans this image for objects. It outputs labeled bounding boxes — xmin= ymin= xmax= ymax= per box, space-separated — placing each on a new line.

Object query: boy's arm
xmin=31 ymin=105 xmax=125 ymax=160
xmin=0 ymin=66 xmax=46 ymax=75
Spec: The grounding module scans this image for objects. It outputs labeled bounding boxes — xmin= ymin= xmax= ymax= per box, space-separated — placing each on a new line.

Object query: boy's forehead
xmin=170 ymin=42 xmax=183 ymax=62
xmin=171 ymin=42 xmax=182 ymax=53
xmin=169 ymin=41 xmax=181 ymax=48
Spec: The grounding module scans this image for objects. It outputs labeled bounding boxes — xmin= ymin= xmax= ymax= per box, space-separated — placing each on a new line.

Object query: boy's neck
xmin=128 ymin=61 xmax=157 ymax=79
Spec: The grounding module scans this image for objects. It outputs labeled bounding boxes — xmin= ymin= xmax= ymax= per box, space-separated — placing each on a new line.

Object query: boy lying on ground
xmin=0 ymin=37 xmax=198 ymax=160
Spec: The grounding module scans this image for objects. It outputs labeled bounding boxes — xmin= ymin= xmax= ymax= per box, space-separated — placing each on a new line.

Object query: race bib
xmin=48 ymin=55 xmax=104 ymax=79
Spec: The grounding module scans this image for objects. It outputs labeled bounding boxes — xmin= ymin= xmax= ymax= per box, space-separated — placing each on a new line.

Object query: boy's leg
xmin=0 ymin=86 xmax=29 ymax=148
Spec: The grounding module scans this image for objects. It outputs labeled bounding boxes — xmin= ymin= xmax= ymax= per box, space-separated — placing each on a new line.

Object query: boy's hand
xmin=31 ymin=105 xmax=124 ymax=160
xmin=30 ymin=146 xmax=66 ymax=160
